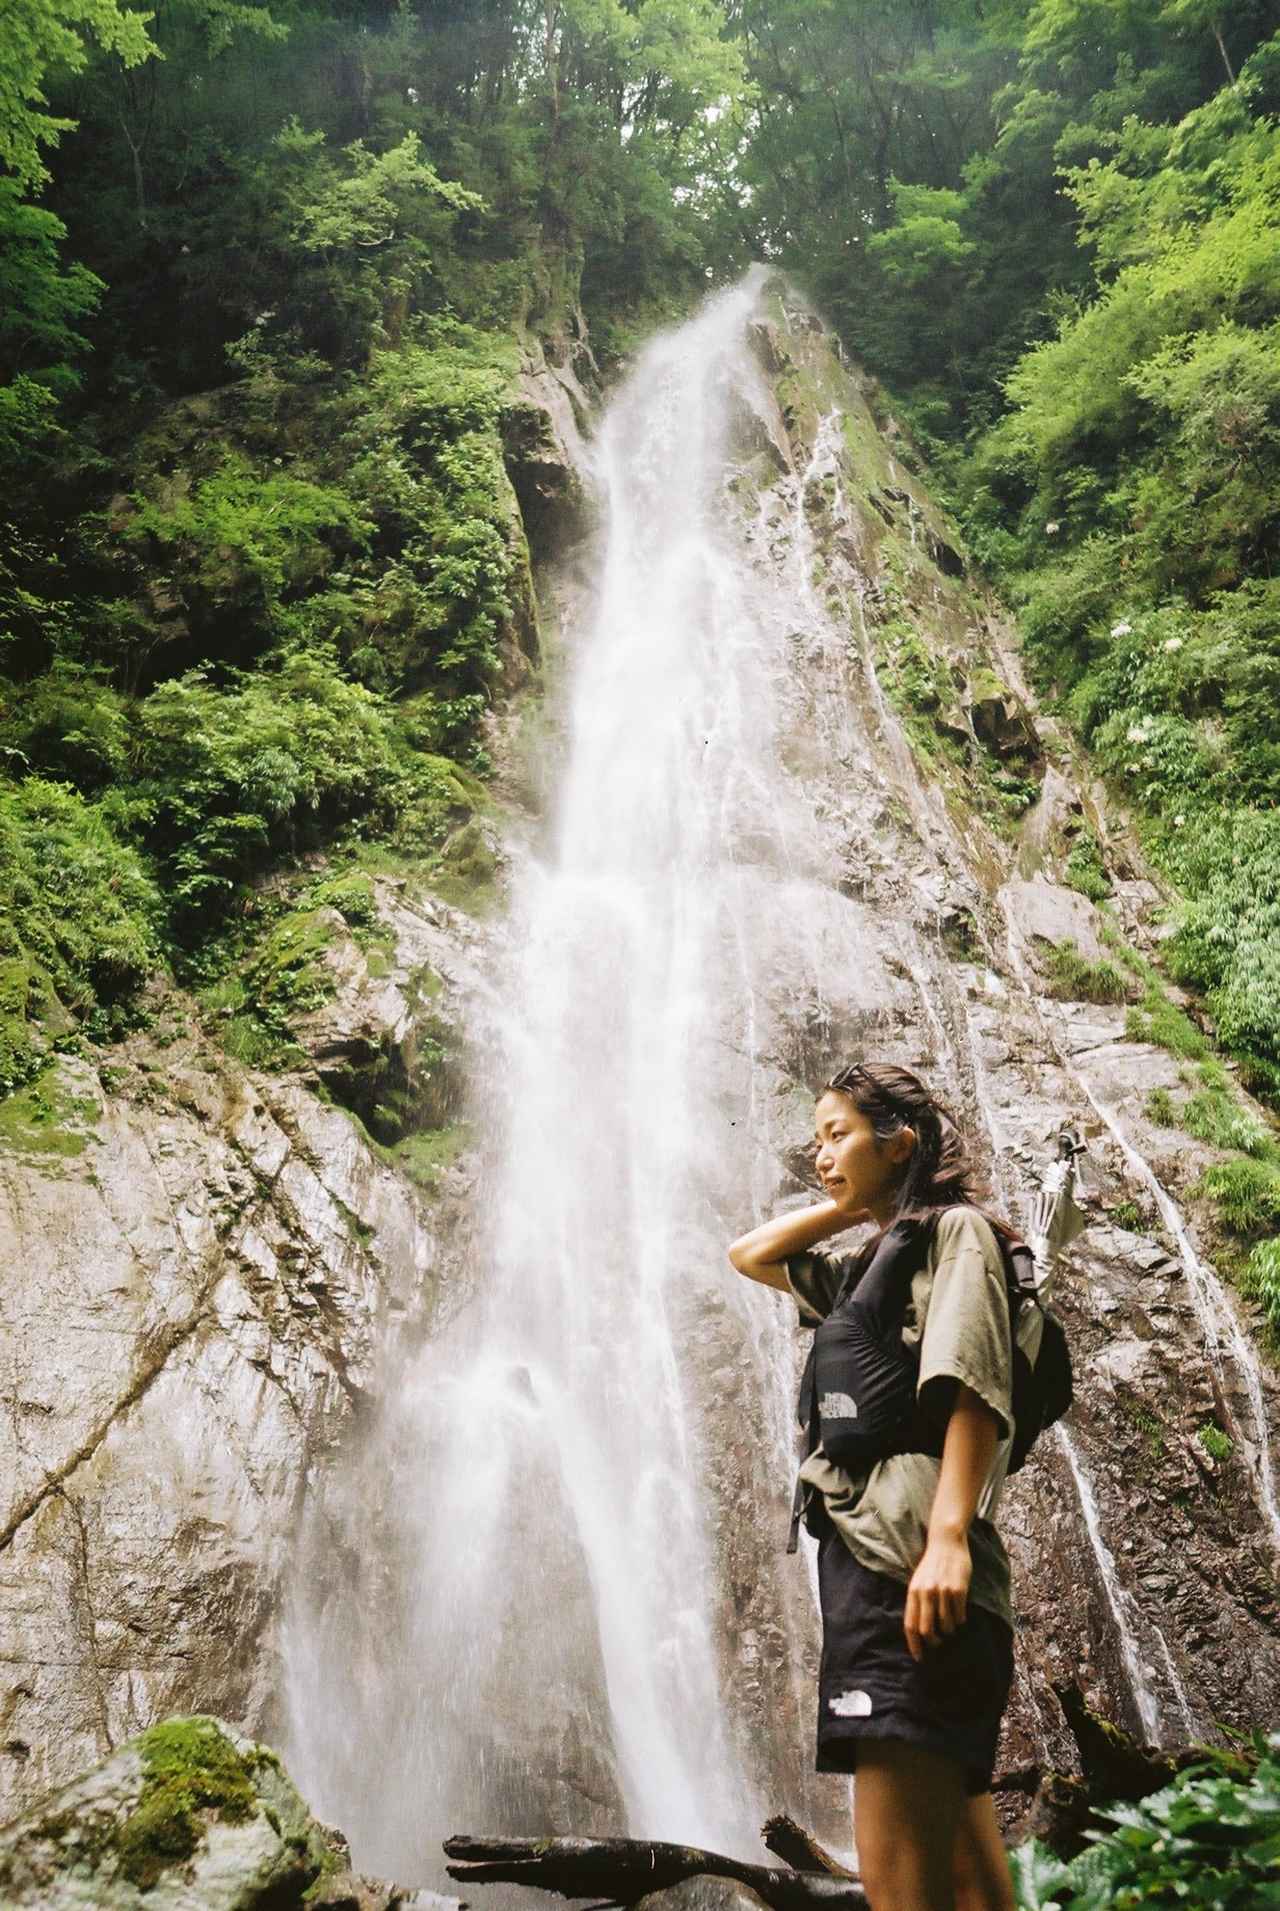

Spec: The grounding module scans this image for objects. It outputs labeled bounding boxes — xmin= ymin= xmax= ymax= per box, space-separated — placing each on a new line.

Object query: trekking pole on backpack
xmin=1026 ymin=1127 xmax=1087 ymax=1301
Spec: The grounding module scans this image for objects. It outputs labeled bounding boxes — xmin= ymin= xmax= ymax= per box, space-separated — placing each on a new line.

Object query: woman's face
xmin=813 ymin=1089 xmax=912 ymax=1222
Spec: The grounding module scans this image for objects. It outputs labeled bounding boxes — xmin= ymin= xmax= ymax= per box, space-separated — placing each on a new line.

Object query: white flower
xmin=1045 ymin=520 xmax=1060 ymax=535
xmin=1111 ymin=620 xmax=1132 ymax=638
xmin=1126 ymin=720 xmax=1152 ymax=744
xmin=1174 ymin=814 xmax=1185 ymax=827
xmin=1162 ymin=637 xmax=1184 ymax=652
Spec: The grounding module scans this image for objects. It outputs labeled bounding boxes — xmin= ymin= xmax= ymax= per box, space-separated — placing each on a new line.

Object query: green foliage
xmin=121 ymin=455 xmax=372 ymax=625
xmin=0 ymin=180 xmax=102 ymax=462
xmin=133 ymin=652 xmax=404 ymax=925
xmin=0 ymin=776 xmax=161 ymax=1086
xmin=1165 ymin=806 xmax=1280 ymax=1091
xmin=1198 ymin=1422 xmax=1233 ymax=1462
xmin=1195 ymin=1157 xmax=1280 ymax=1236
xmin=0 ymin=0 xmax=154 ymax=193
xmin=1143 ymin=1087 xmax=1176 ymax=1126
xmin=1125 ymin=989 xmax=1210 ymax=1061
xmin=1181 ymin=1083 xmax=1277 ymax=1159
xmin=1012 ymin=1733 xmax=1280 ymax=1910
xmin=1044 ymin=942 xmax=1130 ymax=1005
xmin=1063 ymin=829 xmax=1112 ymax=901
xmin=1240 ymin=1238 xmax=1280 ymax=1343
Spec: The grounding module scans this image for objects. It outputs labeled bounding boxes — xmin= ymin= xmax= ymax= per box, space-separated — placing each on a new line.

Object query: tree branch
xmin=443 ymin=1833 xmax=868 ymax=1911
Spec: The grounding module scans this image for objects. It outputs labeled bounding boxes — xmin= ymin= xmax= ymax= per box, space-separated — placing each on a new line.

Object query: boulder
xmin=1001 ymin=876 xmax=1106 ymax=965
xmin=969 ymin=683 xmax=1039 ymax=760
xmin=0 ymin=1716 xmax=334 ymax=1908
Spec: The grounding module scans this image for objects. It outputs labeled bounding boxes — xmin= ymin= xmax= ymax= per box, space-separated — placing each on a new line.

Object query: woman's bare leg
xmin=853 ymin=1742 xmax=966 ymax=1911
xmin=952 ymin=1793 xmax=1015 ymax=1911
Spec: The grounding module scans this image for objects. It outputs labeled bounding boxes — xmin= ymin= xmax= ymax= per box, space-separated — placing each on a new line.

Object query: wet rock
xmin=746 ymin=320 xmax=790 ymax=378
xmin=1001 ymin=877 xmax=1106 ymax=964
xmin=502 ymin=366 xmax=592 ymax=559
xmin=1017 ymin=768 xmax=1084 ymax=880
xmin=0 ymin=864 xmax=494 ymax=1822
xmin=0 ymin=1716 xmax=335 ymax=1908
xmin=969 ymin=683 xmax=1039 ymax=761
xmin=926 ymin=531 xmax=965 ymax=578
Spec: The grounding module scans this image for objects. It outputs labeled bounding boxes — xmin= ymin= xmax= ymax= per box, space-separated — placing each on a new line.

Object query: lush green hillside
xmin=734 ymin=0 xmax=1280 ymax=1105
xmin=0 ymin=0 xmax=747 ymax=1090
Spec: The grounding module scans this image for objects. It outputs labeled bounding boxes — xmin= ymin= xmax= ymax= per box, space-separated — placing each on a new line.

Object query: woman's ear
xmin=888 ymin=1125 xmax=917 ymax=1166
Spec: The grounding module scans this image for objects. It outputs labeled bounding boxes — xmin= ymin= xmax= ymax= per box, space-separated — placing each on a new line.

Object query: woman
xmin=728 ymin=1062 xmax=1017 ymax=1911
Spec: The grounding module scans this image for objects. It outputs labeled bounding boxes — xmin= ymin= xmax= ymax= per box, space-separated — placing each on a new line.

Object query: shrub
xmin=1125 ymin=988 xmax=1210 ymax=1059
xmin=121 ymin=455 xmax=372 ymax=624
xmin=1240 ymin=1238 xmax=1280 ymax=1338
xmin=1197 ymin=1423 xmax=1233 ymax=1462
xmin=0 ymin=777 xmax=162 ymax=1090
xmin=1194 ymin=1158 xmax=1280 ymax=1235
xmin=1012 ymin=1734 xmax=1280 ymax=1909
xmin=1181 ymin=1086 xmax=1277 ymax=1159
xmin=133 ymin=651 xmax=405 ymax=925
xmin=1063 ymin=829 xmax=1112 ymax=901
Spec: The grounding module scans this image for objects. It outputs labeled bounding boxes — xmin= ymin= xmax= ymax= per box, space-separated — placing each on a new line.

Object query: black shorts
xmin=816 ymin=1530 xmax=1013 ymax=1796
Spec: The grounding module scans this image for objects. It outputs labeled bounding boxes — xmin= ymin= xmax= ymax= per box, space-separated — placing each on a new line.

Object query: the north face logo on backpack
xmin=819 ymin=1392 xmax=858 ymax=1419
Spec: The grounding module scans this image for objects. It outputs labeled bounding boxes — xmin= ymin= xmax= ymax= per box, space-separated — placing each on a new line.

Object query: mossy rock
xmin=0 ymin=1715 xmax=337 ymax=1907
xmin=0 ymin=1059 xmax=101 ymax=1164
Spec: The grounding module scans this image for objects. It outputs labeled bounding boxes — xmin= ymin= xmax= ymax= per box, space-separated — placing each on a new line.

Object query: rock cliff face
xmin=0 ymin=334 xmax=589 ymax=1828
xmin=0 ymin=880 xmax=494 ymax=1825
xmin=4 ymin=279 xmax=1279 ymax=1867
xmin=712 ymin=289 xmax=1280 ymax=1809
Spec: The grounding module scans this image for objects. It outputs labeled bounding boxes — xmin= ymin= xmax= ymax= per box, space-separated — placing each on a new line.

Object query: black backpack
xmin=791 ymin=1210 xmax=1073 ymax=1545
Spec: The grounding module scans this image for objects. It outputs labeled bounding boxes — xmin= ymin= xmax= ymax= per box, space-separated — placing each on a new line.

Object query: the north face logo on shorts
xmin=829 ymin=1689 xmax=874 ymax=1717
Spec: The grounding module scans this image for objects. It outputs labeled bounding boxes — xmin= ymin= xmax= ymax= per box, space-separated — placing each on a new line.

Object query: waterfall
xmin=282 ymin=272 xmax=844 ymax=1882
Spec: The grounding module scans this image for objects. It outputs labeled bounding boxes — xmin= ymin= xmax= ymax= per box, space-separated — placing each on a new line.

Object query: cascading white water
xmin=282 ymin=272 xmax=856 ymax=1881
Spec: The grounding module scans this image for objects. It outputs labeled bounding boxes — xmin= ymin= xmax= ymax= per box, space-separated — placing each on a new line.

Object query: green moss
xmin=116 ymin=1717 xmax=257 ymax=1890
xmin=431 ymin=819 xmax=501 ymax=916
xmin=305 ymin=871 xmax=378 ymax=930
xmin=204 ymin=905 xmax=336 ymax=1066
xmin=385 ymin=1119 xmax=473 ymax=1193
xmin=0 ymin=1063 xmax=99 ymax=1159
xmin=1197 ymin=1423 xmax=1233 ymax=1462
xmin=0 ymin=953 xmax=59 ymax=1097
xmin=1044 ymin=942 xmax=1130 ymax=1005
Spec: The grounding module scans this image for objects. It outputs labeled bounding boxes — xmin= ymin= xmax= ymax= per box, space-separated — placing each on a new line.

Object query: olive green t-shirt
xmin=787 ymin=1206 xmax=1014 ymax=1629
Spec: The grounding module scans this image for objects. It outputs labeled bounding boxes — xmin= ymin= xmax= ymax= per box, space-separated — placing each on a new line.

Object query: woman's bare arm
xmin=902 ymin=1384 xmax=999 ymax=1661
xmin=727 ymin=1199 xmax=855 ymax=1291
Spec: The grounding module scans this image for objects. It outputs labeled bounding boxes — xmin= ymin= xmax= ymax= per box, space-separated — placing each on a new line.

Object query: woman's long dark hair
xmin=823 ymin=1061 xmax=1015 ymax=1242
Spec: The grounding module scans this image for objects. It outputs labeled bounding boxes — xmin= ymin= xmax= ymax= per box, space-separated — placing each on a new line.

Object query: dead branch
xmin=443 ymin=1833 xmax=868 ymax=1911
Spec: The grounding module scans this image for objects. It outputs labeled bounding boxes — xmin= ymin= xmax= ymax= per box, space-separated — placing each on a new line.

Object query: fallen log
xmin=443 ymin=1834 xmax=868 ymax=1911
